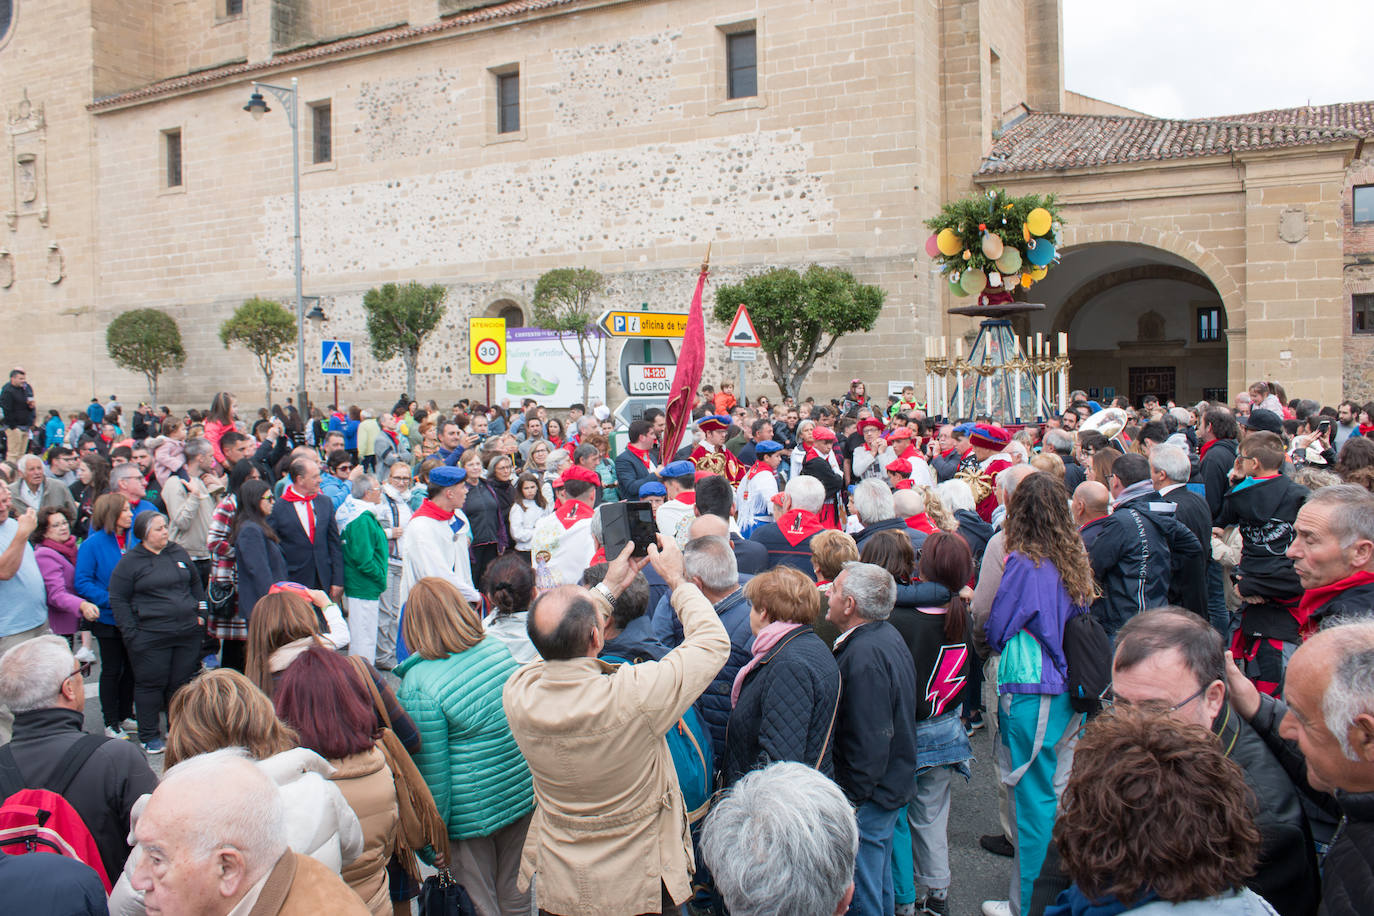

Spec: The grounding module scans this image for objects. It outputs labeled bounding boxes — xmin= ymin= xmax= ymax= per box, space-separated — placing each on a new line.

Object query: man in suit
xmin=1149 ymin=444 xmax=1212 ymax=619
xmin=614 ymin=419 xmax=658 ymax=500
xmin=268 ymin=457 xmax=344 ymax=602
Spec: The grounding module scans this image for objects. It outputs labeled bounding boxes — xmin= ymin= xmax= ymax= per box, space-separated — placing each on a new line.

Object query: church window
xmin=727 ymin=31 xmax=757 ymax=99
xmin=1196 ymin=306 xmax=1221 ymax=342
xmin=1354 ymin=294 xmax=1374 ymax=334
xmin=1355 ymin=185 xmax=1374 ymax=224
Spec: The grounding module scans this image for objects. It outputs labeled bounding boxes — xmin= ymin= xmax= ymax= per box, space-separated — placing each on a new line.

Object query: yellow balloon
xmin=1026 ymin=207 xmax=1052 ymax=237
xmin=936 ymin=228 xmax=962 ymax=257
xmin=1030 ymin=266 xmax=1048 ymax=281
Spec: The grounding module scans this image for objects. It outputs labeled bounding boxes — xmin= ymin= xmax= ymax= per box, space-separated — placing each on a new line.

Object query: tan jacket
xmin=328 ymin=746 xmax=398 ymax=916
xmin=162 ymin=474 xmax=224 ymax=560
xmin=247 ymin=850 xmax=371 ymax=916
xmin=502 ymin=584 xmax=730 ymax=916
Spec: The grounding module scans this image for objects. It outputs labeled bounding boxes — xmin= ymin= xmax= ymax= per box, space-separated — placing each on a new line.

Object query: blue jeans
xmin=1206 ymin=558 xmax=1229 ymax=637
xmin=852 ymin=802 xmax=901 ymax=916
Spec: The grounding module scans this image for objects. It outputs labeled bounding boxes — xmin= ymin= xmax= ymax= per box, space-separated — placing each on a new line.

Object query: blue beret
xmin=953 ymin=422 xmax=976 ymax=437
xmin=637 ymin=480 xmax=667 ymax=498
xmin=663 ymin=460 xmax=696 ymax=478
xmin=429 ymin=466 xmax=466 ymax=488
xmin=754 ymin=440 xmax=783 ymax=455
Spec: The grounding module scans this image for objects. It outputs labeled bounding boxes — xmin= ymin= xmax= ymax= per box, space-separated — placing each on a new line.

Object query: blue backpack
xmin=602 ymin=653 xmax=715 ymax=823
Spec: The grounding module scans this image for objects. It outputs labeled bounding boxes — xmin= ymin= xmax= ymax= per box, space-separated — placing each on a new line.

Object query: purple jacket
xmin=34 ymin=542 xmax=84 ymax=636
xmin=984 ymin=552 xmax=1084 ymax=695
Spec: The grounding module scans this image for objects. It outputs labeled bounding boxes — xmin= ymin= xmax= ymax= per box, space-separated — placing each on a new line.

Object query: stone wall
xmin=1343 ymin=154 xmax=1374 ymax=403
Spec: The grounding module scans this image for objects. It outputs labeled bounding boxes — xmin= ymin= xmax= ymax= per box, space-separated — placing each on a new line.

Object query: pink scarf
xmin=731 ymin=621 xmax=804 ymax=707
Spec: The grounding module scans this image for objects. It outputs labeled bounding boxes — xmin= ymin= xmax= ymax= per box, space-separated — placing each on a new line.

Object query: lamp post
xmin=302 ymin=296 xmax=327 ymax=411
xmin=243 ymin=77 xmax=306 ymax=412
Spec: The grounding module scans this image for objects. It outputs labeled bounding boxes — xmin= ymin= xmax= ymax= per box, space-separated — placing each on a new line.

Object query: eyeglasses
xmin=1099 ymin=682 xmax=1210 ymax=713
xmin=64 ymin=660 xmax=93 ymax=685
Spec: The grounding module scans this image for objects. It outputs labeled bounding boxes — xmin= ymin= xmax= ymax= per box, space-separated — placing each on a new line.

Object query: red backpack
xmin=0 ymin=734 xmax=114 ymax=892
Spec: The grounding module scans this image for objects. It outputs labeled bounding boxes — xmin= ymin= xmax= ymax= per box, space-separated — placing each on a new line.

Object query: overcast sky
xmin=1063 ymin=0 xmax=1372 ymax=119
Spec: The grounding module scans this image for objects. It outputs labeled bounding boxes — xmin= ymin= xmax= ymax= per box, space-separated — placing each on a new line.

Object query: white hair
xmin=997 ymin=464 xmax=1037 ymax=502
xmin=936 ymin=479 xmax=976 ymax=513
xmin=1320 ymin=622 xmax=1374 ymax=759
xmin=1005 ymin=441 xmax=1029 ymax=463
xmin=1169 ymin=406 xmax=1192 ymax=427
xmin=350 ymin=474 xmax=379 ymax=500
xmin=1148 ymin=444 xmax=1191 ymax=485
xmin=16 ymin=453 xmax=43 ymax=471
xmin=784 ymin=475 xmax=824 ymax=515
xmin=1304 ymin=485 xmax=1374 ymax=551
xmin=1043 ymin=428 xmax=1075 ymax=456
xmin=589 ymin=505 xmax=603 ymax=546
xmin=545 ymin=450 xmax=571 ymax=474
xmin=684 ymin=535 xmax=738 ymax=593
xmin=893 ymin=488 xmax=926 ymax=517
xmin=701 ymin=761 xmax=857 ymax=916
xmin=576 ymin=415 xmax=599 ymax=436
xmin=0 ymin=635 xmax=73 ymax=713
xmin=838 ymin=561 xmax=896 ymax=621
xmin=851 ymin=479 xmax=894 ymax=525
xmin=159 ymin=748 xmax=288 ymax=877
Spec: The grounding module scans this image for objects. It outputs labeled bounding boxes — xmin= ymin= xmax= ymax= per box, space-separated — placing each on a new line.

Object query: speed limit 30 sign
xmin=469 ymin=317 xmax=508 ymax=375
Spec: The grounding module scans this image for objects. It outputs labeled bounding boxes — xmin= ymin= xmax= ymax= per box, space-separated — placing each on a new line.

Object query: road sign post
xmin=723 ymin=304 xmax=761 ymax=409
xmin=469 ymin=317 xmax=507 ymax=408
xmin=320 ymin=339 xmax=353 ymax=411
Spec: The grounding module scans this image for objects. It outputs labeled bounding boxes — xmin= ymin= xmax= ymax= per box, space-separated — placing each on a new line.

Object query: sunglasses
xmin=64 ymin=660 xmax=93 ymax=684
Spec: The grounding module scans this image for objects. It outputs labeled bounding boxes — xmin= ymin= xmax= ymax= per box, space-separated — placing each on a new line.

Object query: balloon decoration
xmin=924 ymin=189 xmax=1063 ymax=301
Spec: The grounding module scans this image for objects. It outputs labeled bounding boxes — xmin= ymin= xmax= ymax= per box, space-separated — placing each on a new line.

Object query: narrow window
xmin=165 ymin=130 xmax=182 ymax=188
xmin=497 ymin=71 xmax=520 ymax=134
xmin=726 ymin=31 xmax=757 ymax=99
xmin=225 ymin=0 xmax=244 ymax=15
xmin=311 ymin=102 xmax=332 ymax=164
xmin=1355 ymin=185 xmax=1374 ymax=225
xmin=1196 ymin=306 xmax=1221 ymax=342
xmin=1354 ymin=294 xmax=1374 ymax=334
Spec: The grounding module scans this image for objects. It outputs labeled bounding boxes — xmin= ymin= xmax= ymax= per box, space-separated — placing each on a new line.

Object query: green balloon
xmin=949 ymin=276 xmax=971 ymax=297
xmin=995 ymin=248 xmax=1022 ymax=274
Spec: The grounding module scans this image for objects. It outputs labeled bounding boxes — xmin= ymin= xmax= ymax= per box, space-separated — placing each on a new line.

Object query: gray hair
xmin=701 ymin=761 xmax=858 ymax=916
xmin=1169 ymin=406 xmax=1192 ymax=427
xmin=183 ymin=437 xmax=214 ymax=462
xmin=350 ymin=474 xmax=379 ymax=500
xmin=936 ymin=479 xmax=976 ymax=513
xmin=109 ymin=462 xmax=143 ymax=490
xmin=546 ymin=450 xmax=571 ymax=474
xmin=15 ymin=453 xmax=43 ymax=472
xmin=1148 ymin=444 xmax=1191 ymax=485
xmin=0 ymin=635 xmax=73 ymax=713
xmin=998 ymin=464 xmax=1036 ymax=502
xmin=576 ymin=415 xmax=600 ymax=436
xmin=1043 ymin=428 xmax=1075 ymax=456
xmin=158 ymin=748 xmax=287 ymax=877
xmin=784 ymin=475 xmax=824 ymax=514
xmin=1320 ymin=622 xmax=1374 ymax=758
xmin=590 ymin=505 xmax=604 ymax=546
xmin=851 ymin=479 xmax=894 ymax=525
xmin=893 ymin=488 xmax=926 ymax=517
xmin=838 ymin=561 xmax=896 ymax=621
xmin=683 ymin=535 xmax=738 ymax=593
xmin=1304 ymin=485 xmax=1374 ymax=550
xmin=572 ymin=443 xmax=600 ymax=465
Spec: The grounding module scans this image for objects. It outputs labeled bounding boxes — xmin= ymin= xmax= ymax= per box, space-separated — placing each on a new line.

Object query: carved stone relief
xmin=1278 ymin=206 xmax=1308 ymax=244
xmin=0 ymin=250 xmax=13 ymax=288
xmin=45 ymin=241 xmax=62 ymax=285
xmin=1138 ymin=310 xmax=1165 ymax=342
xmin=6 ymin=89 xmax=48 ymax=231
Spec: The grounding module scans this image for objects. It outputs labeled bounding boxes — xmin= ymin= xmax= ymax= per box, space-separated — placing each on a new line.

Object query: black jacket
xmin=0 ymin=848 xmax=107 ymax=915
xmin=931 ymin=450 xmax=959 ymax=483
xmin=268 ymin=493 xmax=344 ymax=591
xmin=1159 ymin=485 xmax=1213 ymax=617
xmin=748 ymin=522 xmax=818 ymax=578
xmin=722 ymin=626 xmax=841 ymax=787
xmin=5 ymin=708 xmax=159 ymax=881
xmin=1217 ymin=474 xmax=1308 ymax=600
xmin=803 ymin=454 xmax=845 ymax=516
xmin=954 ymin=509 xmax=994 ymax=567
xmin=729 ymin=533 xmax=769 ymax=575
xmin=461 ymin=478 xmax=507 ymax=548
xmin=1085 ymin=491 xmax=1203 ymax=636
xmin=108 ymin=542 xmax=206 ymax=638
xmin=1310 ymin=579 xmax=1374 ymax=629
xmin=855 ymin=517 xmax=927 ymax=556
xmin=1200 ymin=437 xmax=1239 ymax=522
xmin=0 ymin=381 xmax=34 ymax=429
xmin=1062 ymin=456 xmax=1087 ymax=493
xmin=831 ymin=620 xmax=918 ymax=809
xmin=614 ymin=448 xmax=655 ymax=500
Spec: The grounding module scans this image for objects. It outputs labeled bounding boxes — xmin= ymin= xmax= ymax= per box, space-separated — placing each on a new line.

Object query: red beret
xmin=812 ymin=427 xmax=837 ymax=442
xmin=888 ymin=427 xmax=914 ymax=441
xmin=886 ymin=458 xmax=913 ymax=475
xmin=857 ymin=417 xmax=885 ymax=435
xmin=557 ymin=465 xmax=600 ymax=487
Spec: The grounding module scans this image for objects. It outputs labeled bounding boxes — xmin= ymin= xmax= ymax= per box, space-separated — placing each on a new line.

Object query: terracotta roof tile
xmin=978 ymin=102 xmax=1373 ymax=176
xmin=89 ymin=0 xmax=579 ymax=111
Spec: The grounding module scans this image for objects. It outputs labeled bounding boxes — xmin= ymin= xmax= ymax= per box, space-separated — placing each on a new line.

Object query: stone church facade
xmin=0 ymin=0 xmax=1370 ymax=410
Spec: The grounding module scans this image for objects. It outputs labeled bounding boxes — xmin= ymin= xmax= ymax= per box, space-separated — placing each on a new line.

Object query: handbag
xmin=417 ymin=867 xmax=478 ymax=916
xmin=347 ymin=656 xmax=450 ymax=880
xmin=206 ymin=578 xmax=237 ymax=621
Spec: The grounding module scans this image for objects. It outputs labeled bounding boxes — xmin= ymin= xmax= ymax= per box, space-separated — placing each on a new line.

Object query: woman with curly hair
xmin=1046 ymin=707 xmax=1267 ymax=915
xmin=978 ymin=472 xmax=1096 ymax=916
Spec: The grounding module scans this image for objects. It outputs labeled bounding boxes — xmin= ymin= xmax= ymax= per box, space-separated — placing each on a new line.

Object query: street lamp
xmin=243 ymin=77 xmax=306 ymax=412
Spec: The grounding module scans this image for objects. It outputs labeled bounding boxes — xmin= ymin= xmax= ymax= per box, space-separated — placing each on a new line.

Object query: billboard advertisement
xmin=493 ymin=328 xmax=607 ymax=408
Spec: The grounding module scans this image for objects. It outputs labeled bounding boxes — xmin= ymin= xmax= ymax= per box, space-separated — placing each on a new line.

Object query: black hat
xmin=1240 ymin=409 xmax=1283 ymax=435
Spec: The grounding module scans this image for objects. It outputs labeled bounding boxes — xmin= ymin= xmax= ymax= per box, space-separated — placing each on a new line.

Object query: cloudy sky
xmin=1063 ymin=0 xmax=1372 ymax=119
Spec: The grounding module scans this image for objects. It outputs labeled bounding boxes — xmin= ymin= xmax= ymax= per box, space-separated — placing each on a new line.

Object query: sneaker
xmin=103 ymin=725 xmax=127 ymax=740
xmin=966 ymin=709 xmax=985 ymax=732
xmin=981 ymin=902 xmax=1012 ymax=916
xmin=918 ymin=896 xmax=949 ymax=916
xmin=120 ymin=718 xmax=138 ymax=733
xmin=142 ymin=738 xmax=165 ymax=756
xmin=979 ymin=833 xmax=1015 ymax=857
xmin=896 ymin=905 xmax=916 ymax=916
xmin=74 ymin=646 xmax=97 ymax=665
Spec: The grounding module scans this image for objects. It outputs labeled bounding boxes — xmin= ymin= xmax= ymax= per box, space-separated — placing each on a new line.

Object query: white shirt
xmin=400 ymin=512 xmax=479 ymax=603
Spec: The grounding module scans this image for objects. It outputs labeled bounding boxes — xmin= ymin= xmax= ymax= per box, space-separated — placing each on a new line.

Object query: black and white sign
xmin=625 ymin=363 xmax=675 ymax=395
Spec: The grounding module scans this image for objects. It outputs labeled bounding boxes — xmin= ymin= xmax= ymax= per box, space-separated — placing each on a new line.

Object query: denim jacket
xmin=916 ymin=710 xmax=972 ymax=778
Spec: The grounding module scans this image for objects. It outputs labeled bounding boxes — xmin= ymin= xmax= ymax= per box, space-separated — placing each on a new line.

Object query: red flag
xmin=661 ymin=253 xmax=709 ymax=460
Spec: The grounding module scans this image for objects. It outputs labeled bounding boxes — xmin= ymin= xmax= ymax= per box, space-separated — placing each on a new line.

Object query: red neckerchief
xmin=627 ymin=444 xmax=652 ymax=468
xmin=673 ymin=491 xmax=696 ymax=506
xmin=413 ymin=498 xmax=453 ymax=523
xmin=893 ymin=479 xmax=914 ymax=491
xmin=777 ymin=508 xmax=823 ymax=546
xmin=557 ymin=500 xmax=594 ymax=530
xmin=383 ymin=429 xmax=398 ymax=446
xmin=1299 ymin=570 xmax=1374 ymax=633
xmin=1361 ymin=424 xmax=1374 ymax=436
xmin=745 ymin=461 xmax=773 ymax=482
xmin=281 ymin=485 xmax=316 ymax=542
xmin=905 ymin=513 xmax=937 ymax=534
xmin=589 ymin=546 xmax=606 ymax=564
xmin=115 ymin=532 xmax=127 ymax=551
xmin=896 ymin=443 xmax=920 ymax=463
xmin=804 ymin=446 xmax=822 ymax=463
xmin=1200 ymin=437 xmax=1227 ymax=458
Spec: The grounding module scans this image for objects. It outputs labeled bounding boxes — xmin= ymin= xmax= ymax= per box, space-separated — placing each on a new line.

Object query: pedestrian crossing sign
xmin=321 ymin=339 xmax=353 ymax=376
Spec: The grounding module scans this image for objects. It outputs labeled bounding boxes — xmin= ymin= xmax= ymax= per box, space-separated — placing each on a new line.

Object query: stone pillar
xmin=1023 ymin=0 xmax=1064 ymax=113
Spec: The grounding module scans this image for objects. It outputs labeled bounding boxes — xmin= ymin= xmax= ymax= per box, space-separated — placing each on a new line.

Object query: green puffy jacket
xmin=396 ymin=637 xmax=534 ymax=839
xmin=339 ymin=503 xmax=388 ymax=600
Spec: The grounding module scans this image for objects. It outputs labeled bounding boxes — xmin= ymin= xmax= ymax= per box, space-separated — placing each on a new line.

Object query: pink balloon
xmin=925 ymin=234 xmax=941 ymax=258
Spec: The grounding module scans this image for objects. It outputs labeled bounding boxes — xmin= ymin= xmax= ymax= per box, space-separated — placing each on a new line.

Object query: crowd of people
xmin=0 ymin=368 xmax=1371 ymax=916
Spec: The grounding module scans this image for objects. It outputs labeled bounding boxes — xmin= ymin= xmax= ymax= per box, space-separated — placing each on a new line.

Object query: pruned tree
xmin=531 ymin=268 xmax=605 ymax=407
xmin=712 ymin=265 xmax=885 ymax=400
xmin=219 ymin=297 xmax=296 ymax=409
xmin=105 ymin=308 xmax=186 ymax=403
xmin=362 ymin=281 xmax=448 ymax=400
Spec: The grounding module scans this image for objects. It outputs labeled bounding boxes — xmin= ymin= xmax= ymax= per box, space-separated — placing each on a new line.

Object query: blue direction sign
xmin=321 ymin=339 xmax=353 ymax=376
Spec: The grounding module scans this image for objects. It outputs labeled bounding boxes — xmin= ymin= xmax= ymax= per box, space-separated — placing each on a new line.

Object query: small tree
xmin=362 ymin=281 xmax=448 ymax=400
xmin=531 ymin=268 xmax=605 ymax=407
xmin=105 ymin=308 xmax=186 ymax=403
xmin=713 ymin=265 xmax=886 ymax=400
xmin=220 ymin=297 xmax=296 ymax=409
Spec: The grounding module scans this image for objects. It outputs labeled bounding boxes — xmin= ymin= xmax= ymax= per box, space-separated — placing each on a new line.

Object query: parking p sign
xmin=469 ymin=317 xmax=507 ymax=375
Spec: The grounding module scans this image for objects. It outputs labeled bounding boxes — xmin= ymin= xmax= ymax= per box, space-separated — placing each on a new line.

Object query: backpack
xmin=602 ymin=654 xmax=715 ymax=823
xmin=0 ymin=734 xmax=113 ymax=892
xmin=1062 ymin=610 xmax=1113 ymax=715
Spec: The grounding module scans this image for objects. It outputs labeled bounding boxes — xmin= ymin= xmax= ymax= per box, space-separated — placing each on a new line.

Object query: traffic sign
xmin=724 ymin=304 xmax=761 ymax=347
xmin=625 ymin=364 xmax=675 ymax=396
xmin=612 ymin=396 xmax=667 ymax=427
xmin=597 ymin=310 xmax=688 ymax=338
xmin=730 ymin=348 xmax=757 ymax=362
xmin=469 ymin=317 xmax=507 ymax=375
xmin=320 ymin=339 xmax=353 ymax=376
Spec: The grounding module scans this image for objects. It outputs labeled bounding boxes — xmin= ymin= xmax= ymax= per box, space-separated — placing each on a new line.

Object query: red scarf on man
xmin=556 ymin=500 xmax=595 ymax=530
xmin=776 ymin=508 xmax=823 ymax=546
xmin=413 ymin=499 xmax=452 ymax=522
xmin=281 ymin=486 xmax=316 ymax=542
xmin=1298 ymin=570 xmax=1374 ymax=636
xmin=627 ymin=444 xmax=652 ymax=469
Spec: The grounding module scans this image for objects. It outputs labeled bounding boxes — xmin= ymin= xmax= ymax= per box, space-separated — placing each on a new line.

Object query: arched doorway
xmin=484 ymin=297 xmax=526 ymax=328
xmin=1021 ymin=243 xmax=1229 ymax=406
